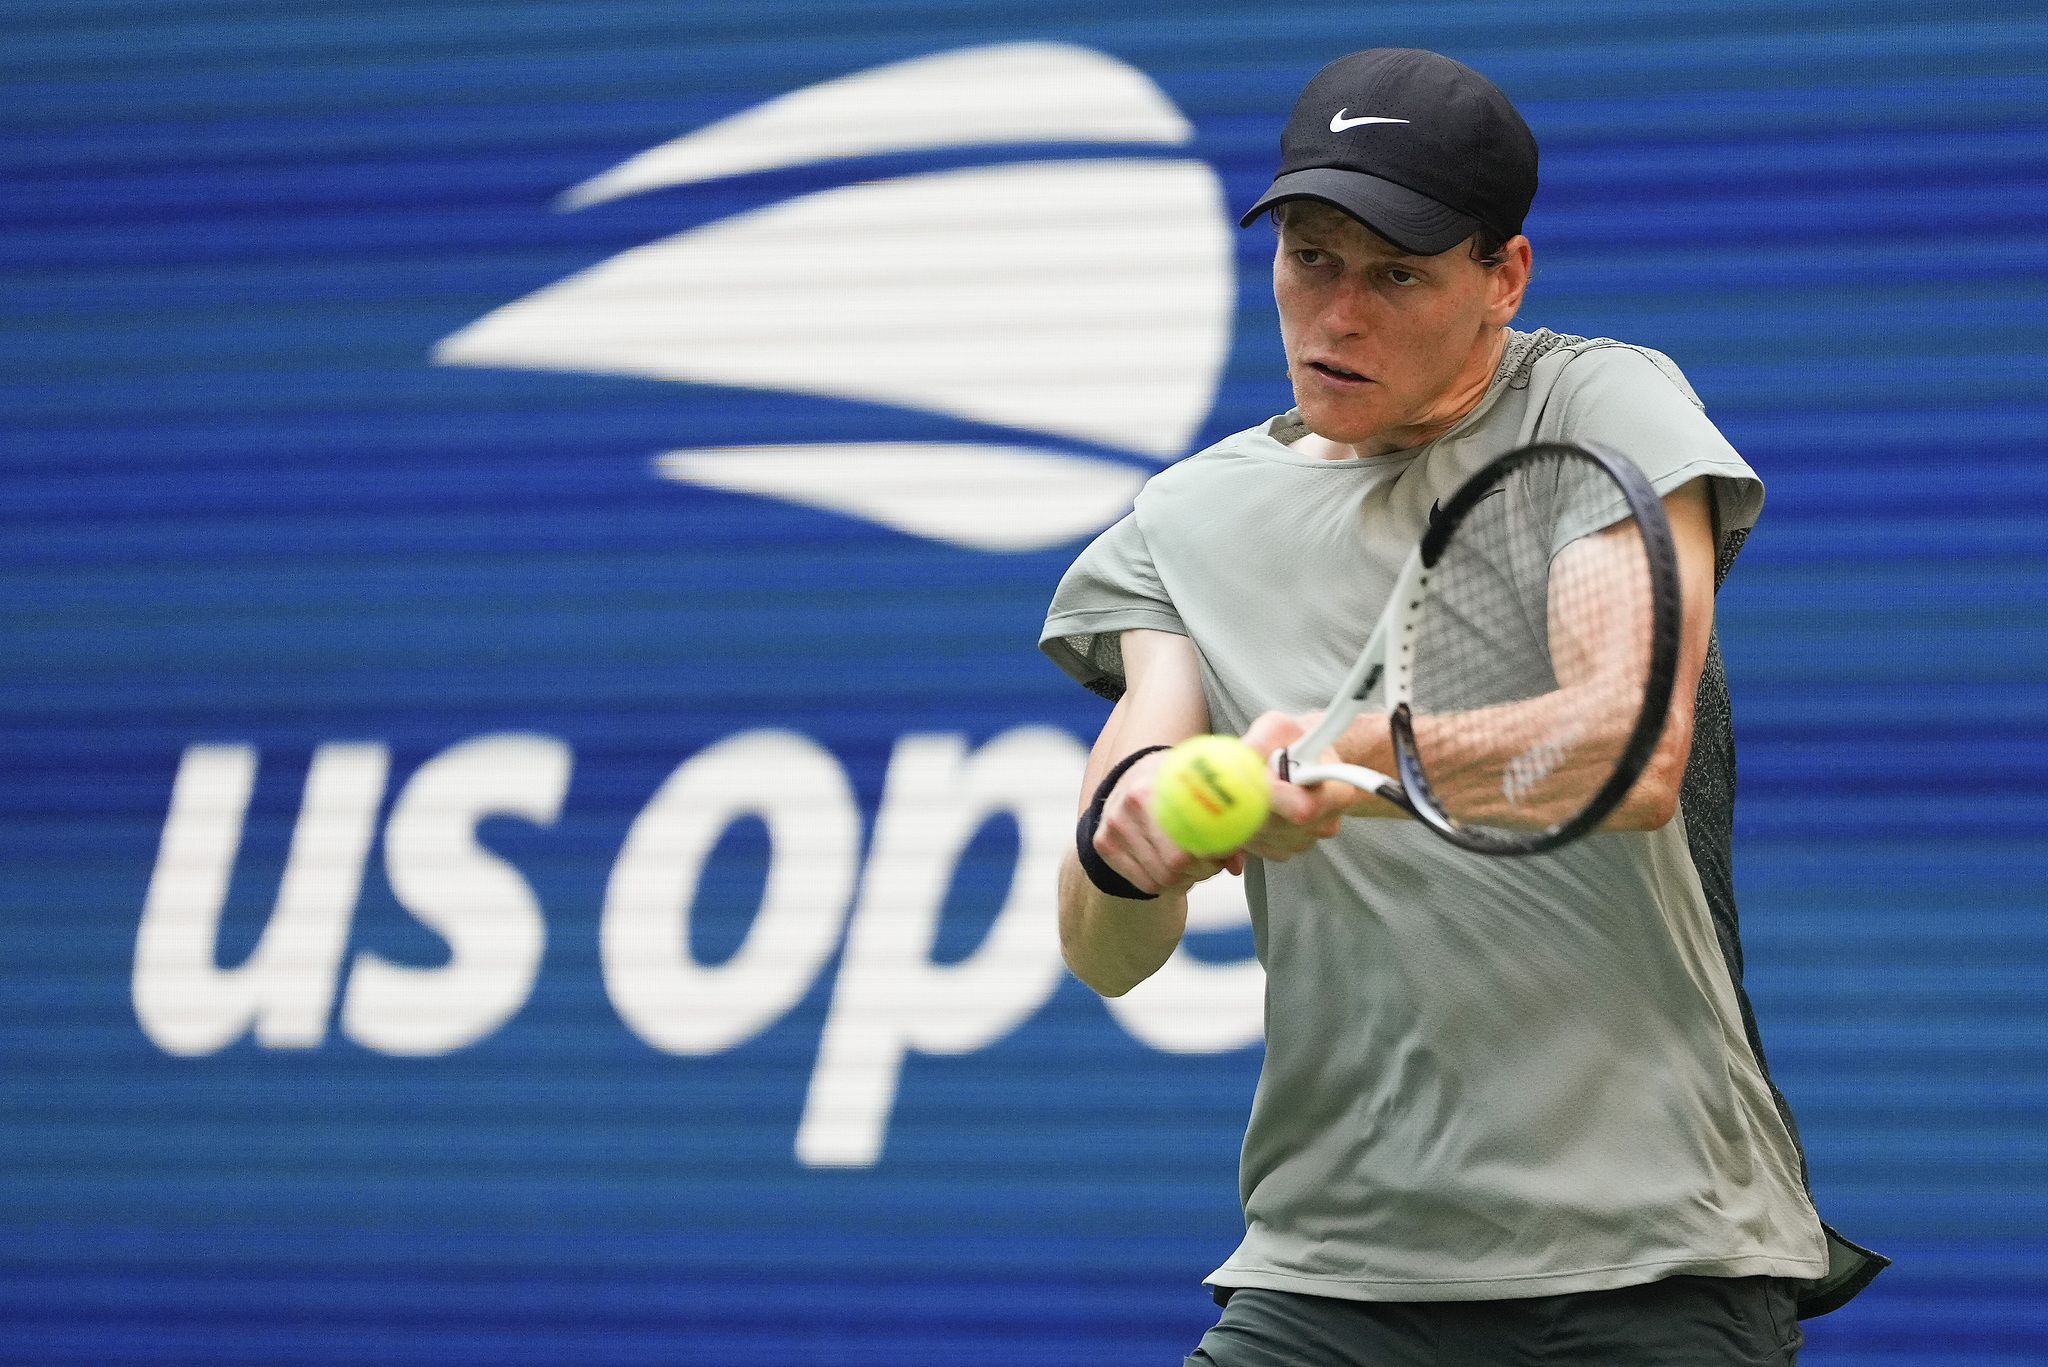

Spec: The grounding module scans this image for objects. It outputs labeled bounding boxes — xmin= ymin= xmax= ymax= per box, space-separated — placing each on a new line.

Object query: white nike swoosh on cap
xmin=1329 ymin=110 xmax=1410 ymax=131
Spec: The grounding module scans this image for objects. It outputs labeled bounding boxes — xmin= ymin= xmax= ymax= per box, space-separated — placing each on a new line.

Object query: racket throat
xmin=1280 ymin=548 xmax=1426 ymax=778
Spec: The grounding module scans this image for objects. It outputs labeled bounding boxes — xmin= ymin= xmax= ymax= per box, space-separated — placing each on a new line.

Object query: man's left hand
xmin=1238 ymin=711 xmax=1363 ymax=859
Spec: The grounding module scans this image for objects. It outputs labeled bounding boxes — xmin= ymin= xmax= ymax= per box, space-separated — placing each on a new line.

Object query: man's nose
xmin=1317 ymin=273 xmax=1375 ymax=337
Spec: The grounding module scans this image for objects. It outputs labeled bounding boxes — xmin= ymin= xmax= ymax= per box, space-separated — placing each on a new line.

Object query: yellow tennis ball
xmin=1150 ymin=735 xmax=1271 ymax=856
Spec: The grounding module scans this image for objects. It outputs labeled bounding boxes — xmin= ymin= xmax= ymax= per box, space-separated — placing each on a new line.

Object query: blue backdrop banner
xmin=4 ymin=2 xmax=2045 ymax=1363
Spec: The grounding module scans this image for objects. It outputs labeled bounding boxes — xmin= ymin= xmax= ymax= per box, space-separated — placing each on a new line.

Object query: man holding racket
xmin=1041 ymin=48 xmax=1882 ymax=1365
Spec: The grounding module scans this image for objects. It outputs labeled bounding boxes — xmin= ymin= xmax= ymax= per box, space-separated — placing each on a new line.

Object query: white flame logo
xmin=433 ymin=43 xmax=1235 ymax=551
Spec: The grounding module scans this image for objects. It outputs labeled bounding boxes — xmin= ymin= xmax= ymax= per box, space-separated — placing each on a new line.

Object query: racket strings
xmin=1407 ymin=452 xmax=1656 ymax=835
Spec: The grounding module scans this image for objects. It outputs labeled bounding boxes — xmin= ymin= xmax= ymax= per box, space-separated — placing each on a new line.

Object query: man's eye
xmin=1386 ymin=268 xmax=1419 ymax=287
xmin=1296 ymin=249 xmax=1328 ymax=266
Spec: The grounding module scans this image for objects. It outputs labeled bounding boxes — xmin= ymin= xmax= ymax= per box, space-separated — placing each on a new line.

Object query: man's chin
xmin=1291 ymin=396 xmax=1386 ymax=449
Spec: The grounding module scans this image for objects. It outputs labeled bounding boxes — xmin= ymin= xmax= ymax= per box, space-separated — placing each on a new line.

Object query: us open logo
xmin=436 ymin=42 xmax=1234 ymax=552
xmin=134 ymin=44 xmax=1261 ymax=1169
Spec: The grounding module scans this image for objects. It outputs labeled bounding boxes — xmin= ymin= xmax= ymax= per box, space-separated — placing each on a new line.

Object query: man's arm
xmin=1590 ymin=475 xmax=1717 ymax=829
xmin=1057 ymin=630 xmax=1211 ymax=998
xmin=1059 ymin=629 xmax=1355 ymax=997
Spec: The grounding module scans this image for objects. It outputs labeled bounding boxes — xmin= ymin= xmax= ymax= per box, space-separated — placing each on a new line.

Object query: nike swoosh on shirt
xmin=1330 ymin=111 xmax=1411 ymax=132
xmin=1426 ymin=487 xmax=1505 ymax=532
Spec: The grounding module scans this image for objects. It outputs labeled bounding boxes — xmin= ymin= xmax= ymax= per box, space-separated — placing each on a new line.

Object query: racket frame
xmin=1272 ymin=440 xmax=1684 ymax=855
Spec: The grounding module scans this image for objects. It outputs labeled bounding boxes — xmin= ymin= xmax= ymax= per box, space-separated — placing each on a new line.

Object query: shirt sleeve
xmin=1038 ymin=512 xmax=1186 ymax=701
xmin=1539 ymin=342 xmax=1765 ymax=561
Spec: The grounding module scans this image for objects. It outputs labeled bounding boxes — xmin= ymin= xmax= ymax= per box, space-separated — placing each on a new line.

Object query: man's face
xmin=1272 ymin=203 xmax=1527 ymax=453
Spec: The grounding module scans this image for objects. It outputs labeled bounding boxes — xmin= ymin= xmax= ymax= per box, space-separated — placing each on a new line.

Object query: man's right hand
xmin=1089 ymin=746 xmax=1243 ymax=898
xmin=1060 ymin=634 xmax=1357 ymax=997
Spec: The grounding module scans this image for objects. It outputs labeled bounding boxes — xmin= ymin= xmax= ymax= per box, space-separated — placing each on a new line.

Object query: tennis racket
xmin=1275 ymin=440 xmax=1683 ymax=855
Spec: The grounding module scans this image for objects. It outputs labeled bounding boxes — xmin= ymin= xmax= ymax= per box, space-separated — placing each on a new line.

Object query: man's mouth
xmin=1308 ymin=360 xmax=1369 ymax=383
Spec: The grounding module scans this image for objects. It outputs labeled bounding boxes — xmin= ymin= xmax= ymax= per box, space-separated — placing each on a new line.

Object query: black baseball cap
xmin=1239 ymin=48 xmax=1538 ymax=256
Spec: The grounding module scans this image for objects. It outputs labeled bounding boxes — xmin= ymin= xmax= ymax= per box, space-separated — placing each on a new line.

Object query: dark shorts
xmin=1187 ymin=1276 xmax=1801 ymax=1366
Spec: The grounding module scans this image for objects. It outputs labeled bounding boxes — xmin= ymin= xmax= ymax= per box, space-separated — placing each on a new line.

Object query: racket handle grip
xmin=1281 ymin=760 xmax=1412 ymax=815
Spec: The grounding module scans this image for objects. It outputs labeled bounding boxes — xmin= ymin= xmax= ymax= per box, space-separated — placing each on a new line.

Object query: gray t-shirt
xmin=1041 ymin=329 xmax=1828 ymax=1302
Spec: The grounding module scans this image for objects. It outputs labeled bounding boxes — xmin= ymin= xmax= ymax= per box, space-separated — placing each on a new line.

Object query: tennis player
xmin=1040 ymin=48 xmax=1884 ymax=1365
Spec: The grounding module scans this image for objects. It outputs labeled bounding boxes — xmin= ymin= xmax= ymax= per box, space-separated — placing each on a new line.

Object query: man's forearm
xmin=1058 ymin=851 xmax=1187 ymax=997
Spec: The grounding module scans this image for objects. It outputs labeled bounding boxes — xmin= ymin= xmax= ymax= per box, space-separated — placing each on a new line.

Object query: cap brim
xmin=1238 ymin=168 xmax=1480 ymax=256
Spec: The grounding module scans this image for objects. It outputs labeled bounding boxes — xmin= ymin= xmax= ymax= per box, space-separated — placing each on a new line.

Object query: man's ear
xmin=1489 ymin=235 xmax=1532 ymax=325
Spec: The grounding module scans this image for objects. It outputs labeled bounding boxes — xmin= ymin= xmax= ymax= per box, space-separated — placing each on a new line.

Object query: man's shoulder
xmin=1137 ymin=416 xmax=1292 ymax=501
xmin=1504 ymin=327 xmax=1707 ymax=413
xmin=1170 ymin=415 xmax=1293 ymax=468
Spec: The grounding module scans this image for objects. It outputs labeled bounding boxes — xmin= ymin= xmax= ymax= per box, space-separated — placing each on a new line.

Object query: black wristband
xmin=1075 ymin=744 xmax=1172 ymax=901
